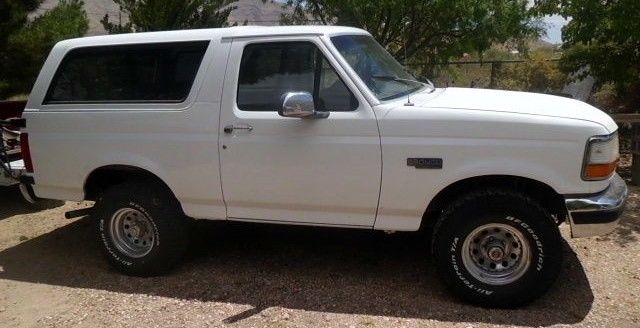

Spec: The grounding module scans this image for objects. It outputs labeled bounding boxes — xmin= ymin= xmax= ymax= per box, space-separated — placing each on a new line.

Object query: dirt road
xmin=1 ymin=185 xmax=638 ymax=327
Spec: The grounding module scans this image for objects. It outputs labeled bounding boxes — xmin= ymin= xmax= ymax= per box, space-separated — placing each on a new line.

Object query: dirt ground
xmin=0 ymin=182 xmax=639 ymax=328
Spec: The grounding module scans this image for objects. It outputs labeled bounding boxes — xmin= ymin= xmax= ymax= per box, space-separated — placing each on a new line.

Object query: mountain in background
xmin=228 ymin=0 xmax=287 ymax=26
xmin=35 ymin=0 xmax=289 ymax=35
xmin=33 ymin=1 xmax=563 ymax=45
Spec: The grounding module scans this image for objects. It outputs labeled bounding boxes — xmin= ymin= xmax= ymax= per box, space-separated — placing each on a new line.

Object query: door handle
xmin=223 ymin=124 xmax=253 ymax=134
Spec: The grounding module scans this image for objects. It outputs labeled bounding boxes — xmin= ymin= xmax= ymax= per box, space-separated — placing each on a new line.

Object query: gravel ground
xmin=0 ymin=182 xmax=638 ymax=328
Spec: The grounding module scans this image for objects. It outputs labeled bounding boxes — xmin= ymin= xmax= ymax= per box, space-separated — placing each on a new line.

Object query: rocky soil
xmin=0 ymin=181 xmax=638 ymax=327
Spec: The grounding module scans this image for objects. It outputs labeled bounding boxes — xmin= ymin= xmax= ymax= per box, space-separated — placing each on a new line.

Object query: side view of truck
xmin=4 ymin=26 xmax=627 ymax=307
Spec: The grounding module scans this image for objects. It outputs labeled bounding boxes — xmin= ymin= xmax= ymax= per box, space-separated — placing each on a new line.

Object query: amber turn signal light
xmin=583 ymin=159 xmax=618 ymax=180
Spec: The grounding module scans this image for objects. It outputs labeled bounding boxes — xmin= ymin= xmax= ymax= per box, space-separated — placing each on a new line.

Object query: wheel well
xmin=422 ymin=175 xmax=567 ymax=231
xmin=84 ymin=165 xmax=174 ymax=201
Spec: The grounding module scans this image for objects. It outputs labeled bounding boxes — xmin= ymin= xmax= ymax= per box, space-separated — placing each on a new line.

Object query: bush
xmin=496 ymin=50 xmax=566 ymax=93
xmin=0 ymin=0 xmax=88 ymax=99
xmin=590 ymin=83 xmax=619 ymax=112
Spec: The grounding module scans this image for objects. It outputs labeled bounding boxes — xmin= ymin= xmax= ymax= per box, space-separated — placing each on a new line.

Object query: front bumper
xmin=565 ymin=173 xmax=628 ymax=238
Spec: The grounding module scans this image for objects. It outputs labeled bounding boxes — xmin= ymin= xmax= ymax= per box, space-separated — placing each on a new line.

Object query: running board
xmin=64 ymin=207 xmax=94 ymax=219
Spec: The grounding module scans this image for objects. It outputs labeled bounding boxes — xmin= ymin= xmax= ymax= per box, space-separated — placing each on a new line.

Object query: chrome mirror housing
xmin=279 ymin=92 xmax=329 ymax=119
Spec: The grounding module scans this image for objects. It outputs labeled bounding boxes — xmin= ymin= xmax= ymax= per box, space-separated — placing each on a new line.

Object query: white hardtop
xmin=54 ymin=25 xmax=370 ymax=49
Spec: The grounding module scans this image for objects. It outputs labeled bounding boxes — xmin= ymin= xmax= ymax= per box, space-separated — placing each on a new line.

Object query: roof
xmin=55 ymin=25 xmax=370 ymax=48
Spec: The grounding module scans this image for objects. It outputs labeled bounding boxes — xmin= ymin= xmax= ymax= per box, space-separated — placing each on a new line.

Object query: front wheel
xmin=432 ymin=189 xmax=563 ymax=307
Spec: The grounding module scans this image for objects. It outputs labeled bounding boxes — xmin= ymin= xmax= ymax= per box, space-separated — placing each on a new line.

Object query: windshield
xmin=331 ymin=35 xmax=426 ymax=101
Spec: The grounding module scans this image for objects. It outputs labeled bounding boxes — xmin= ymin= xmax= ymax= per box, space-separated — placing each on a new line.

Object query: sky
xmin=271 ymin=0 xmax=569 ymax=44
xmin=542 ymin=14 xmax=569 ymax=44
xmin=529 ymin=0 xmax=569 ymax=44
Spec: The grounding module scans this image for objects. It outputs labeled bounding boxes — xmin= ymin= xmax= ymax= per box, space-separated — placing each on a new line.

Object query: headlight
xmin=582 ymin=132 xmax=619 ymax=181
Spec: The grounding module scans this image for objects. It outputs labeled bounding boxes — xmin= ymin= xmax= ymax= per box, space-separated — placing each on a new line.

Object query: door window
xmin=237 ymin=42 xmax=358 ymax=112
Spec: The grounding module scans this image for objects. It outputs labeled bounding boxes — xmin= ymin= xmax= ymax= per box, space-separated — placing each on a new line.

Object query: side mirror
xmin=279 ymin=92 xmax=329 ymax=119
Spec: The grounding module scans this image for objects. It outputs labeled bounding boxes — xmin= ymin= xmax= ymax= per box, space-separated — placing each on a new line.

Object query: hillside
xmin=35 ymin=0 xmax=288 ymax=35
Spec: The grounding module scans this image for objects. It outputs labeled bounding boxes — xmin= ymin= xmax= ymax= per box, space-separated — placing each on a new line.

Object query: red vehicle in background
xmin=0 ymin=100 xmax=26 ymax=120
xmin=1 ymin=100 xmax=28 ymax=192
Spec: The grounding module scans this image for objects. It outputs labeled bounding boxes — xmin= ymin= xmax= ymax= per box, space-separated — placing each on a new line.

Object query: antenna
xmin=403 ymin=8 xmax=414 ymax=106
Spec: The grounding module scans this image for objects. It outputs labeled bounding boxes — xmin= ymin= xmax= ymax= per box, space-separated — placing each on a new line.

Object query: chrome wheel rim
xmin=461 ymin=223 xmax=531 ymax=285
xmin=109 ymin=207 xmax=155 ymax=258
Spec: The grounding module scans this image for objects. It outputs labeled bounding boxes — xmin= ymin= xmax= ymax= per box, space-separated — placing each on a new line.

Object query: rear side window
xmin=237 ymin=42 xmax=358 ymax=112
xmin=44 ymin=41 xmax=209 ymax=104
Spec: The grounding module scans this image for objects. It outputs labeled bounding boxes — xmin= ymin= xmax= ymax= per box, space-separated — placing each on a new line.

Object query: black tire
xmin=93 ymin=181 xmax=189 ymax=276
xmin=432 ymin=189 xmax=562 ymax=308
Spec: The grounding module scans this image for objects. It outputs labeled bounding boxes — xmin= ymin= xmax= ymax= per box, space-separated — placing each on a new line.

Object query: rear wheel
xmin=432 ymin=189 xmax=562 ymax=307
xmin=94 ymin=181 xmax=189 ymax=276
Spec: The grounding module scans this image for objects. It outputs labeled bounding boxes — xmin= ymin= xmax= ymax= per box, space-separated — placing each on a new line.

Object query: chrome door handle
xmin=223 ymin=124 xmax=253 ymax=134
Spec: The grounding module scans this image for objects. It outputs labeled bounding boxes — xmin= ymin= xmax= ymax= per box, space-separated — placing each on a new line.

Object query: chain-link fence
xmin=613 ymin=115 xmax=640 ymax=184
xmin=407 ymin=59 xmax=564 ymax=93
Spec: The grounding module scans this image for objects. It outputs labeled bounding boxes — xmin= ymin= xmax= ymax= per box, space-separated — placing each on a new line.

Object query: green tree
xmin=496 ymin=49 xmax=567 ymax=93
xmin=0 ymin=0 xmax=42 ymax=50
xmin=0 ymin=0 xmax=42 ymax=93
xmin=0 ymin=0 xmax=88 ymax=98
xmin=102 ymin=0 xmax=238 ymax=33
xmin=281 ymin=0 xmax=541 ymax=68
xmin=535 ymin=0 xmax=640 ymax=108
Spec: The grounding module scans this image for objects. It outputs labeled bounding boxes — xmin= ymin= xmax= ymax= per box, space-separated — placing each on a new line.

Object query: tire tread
xmin=94 ymin=180 xmax=189 ymax=276
xmin=431 ymin=188 xmax=562 ymax=307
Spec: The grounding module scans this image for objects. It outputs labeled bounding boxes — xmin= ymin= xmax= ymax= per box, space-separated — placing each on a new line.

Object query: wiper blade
xmin=372 ymin=75 xmax=420 ymax=84
xmin=372 ymin=75 xmax=435 ymax=92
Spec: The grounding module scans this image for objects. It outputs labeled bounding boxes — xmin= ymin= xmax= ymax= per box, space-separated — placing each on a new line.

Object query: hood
xmin=403 ymin=87 xmax=617 ymax=133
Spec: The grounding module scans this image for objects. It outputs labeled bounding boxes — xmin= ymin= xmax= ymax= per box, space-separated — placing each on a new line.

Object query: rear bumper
xmin=565 ymin=173 xmax=628 ymax=238
xmin=0 ymin=159 xmax=24 ymax=187
xmin=0 ymin=159 xmax=36 ymax=202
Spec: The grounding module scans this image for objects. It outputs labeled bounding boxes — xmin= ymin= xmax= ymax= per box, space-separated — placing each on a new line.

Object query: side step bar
xmin=64 ymin=207 xmax=94 ymax=220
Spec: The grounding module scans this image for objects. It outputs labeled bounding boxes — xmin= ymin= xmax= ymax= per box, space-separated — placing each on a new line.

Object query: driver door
xmin=218 ymin=37 xmax=381 ymax=227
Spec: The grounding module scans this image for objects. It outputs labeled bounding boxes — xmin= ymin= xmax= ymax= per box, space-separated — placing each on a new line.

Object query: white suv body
xmin=19 ymin=26 xmax=627 ymax=307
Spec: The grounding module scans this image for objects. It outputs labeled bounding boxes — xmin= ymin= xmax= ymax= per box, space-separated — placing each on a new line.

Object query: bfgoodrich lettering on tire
xmin=94 ymin=181 xmax=189 ymax=276
xmin=432 ymin=189 xmax=562 ymax=307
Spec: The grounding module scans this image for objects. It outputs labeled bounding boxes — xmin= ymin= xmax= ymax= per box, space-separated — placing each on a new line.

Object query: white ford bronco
xmin=13 ymin=26 xmax=628 ymax=307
